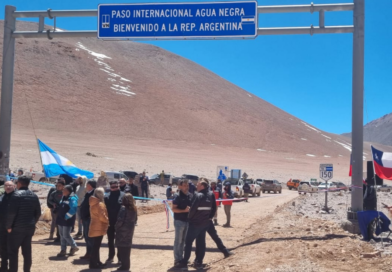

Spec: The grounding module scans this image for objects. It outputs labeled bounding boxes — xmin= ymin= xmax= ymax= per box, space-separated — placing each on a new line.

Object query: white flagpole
xmin=36 ymin=138 xmax=46 ymax=179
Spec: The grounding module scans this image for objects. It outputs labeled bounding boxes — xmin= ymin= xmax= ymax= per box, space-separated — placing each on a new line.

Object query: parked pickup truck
xmin=287 ymin=179 xmax=301 ymax=190
xmin=235 ymin=179 xmax=261 ymax=197
xmin=261 ymin=180 xmax=282 ymax=194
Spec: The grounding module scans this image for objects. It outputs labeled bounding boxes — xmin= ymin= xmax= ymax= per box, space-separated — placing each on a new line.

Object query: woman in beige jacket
xmin=89 ymin=188 xmax=109 ymax=269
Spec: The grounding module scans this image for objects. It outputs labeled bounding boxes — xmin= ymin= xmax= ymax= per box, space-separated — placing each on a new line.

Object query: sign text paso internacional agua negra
xmin=111 ymin=7 xmax=248 ymax=33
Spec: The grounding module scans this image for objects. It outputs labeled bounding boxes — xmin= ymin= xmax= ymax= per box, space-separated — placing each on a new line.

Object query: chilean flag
xmin=371 ymin=146 xmax=392 ymax=180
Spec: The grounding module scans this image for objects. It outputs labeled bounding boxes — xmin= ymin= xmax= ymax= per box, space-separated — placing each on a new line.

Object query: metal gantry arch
xmin=0 ymin=1 xmax=364 ymax=221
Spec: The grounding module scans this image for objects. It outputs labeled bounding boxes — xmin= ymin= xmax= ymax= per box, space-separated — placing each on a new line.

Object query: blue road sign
xmin=98 ymin=1 xmax=258 ymax=40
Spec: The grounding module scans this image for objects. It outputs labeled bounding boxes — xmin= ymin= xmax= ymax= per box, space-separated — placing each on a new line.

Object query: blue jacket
xmin=56 ymin=193 xmax=78 ymax=227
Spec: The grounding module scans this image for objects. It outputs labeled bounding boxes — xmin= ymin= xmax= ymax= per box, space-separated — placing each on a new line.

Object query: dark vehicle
xmin=149 ymin=174 xmax=177 ymax=185
xmin=261 ymin=180 xmax=282 ymax=194
xmin=177 ymin=174 xmax=199 ymax=185
xmin=332 ymin=181 xmax=348 ymax=191
xmin=120 ymin=170 xmax=138 ymax=179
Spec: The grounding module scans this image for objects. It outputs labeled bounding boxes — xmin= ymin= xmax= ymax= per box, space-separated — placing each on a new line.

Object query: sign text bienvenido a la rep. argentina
xmin=98 ymin=1 xmax=258 ymax=39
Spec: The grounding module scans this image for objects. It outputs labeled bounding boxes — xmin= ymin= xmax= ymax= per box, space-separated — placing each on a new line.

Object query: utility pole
xmin=0 ymin=6 xmax=17 ymax=178
xmin=350 ymin=0 xmax=365 ymax=213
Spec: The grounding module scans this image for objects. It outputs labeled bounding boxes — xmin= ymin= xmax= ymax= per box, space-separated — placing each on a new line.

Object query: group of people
xmin=0 ymin=170 xmax=239 ymax=272
xmin=49 ymin=176 xmax=139 ymax=271
xmin=0 ymin=174 xmax=139 ymax=272
xmin=0 ymin=176 xmax=41 ymax=272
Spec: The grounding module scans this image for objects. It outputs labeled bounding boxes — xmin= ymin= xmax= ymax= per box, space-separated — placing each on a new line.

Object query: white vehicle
xmin=235 ymin=179 xmax=261 ymax=197
xmin=298 ymin=181 xmax=318 ymax=194
xmin=104 ymin=171 xmax=129 ymax=182
xmin=376 ymin=185 xmax=392 ymax=192
xmin=318 ymin=182 xmax=337 ymax=191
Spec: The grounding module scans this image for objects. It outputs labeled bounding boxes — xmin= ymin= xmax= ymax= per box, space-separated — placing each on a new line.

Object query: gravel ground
xmin=209 ymin=195 xmax=392 ymax=272
xmin=289 ymin=189 xmax=392 ymax=255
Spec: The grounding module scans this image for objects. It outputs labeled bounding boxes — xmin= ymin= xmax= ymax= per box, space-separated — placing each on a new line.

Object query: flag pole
xmin=371 ymin=146 xmax=383 ymax=243
xmin=35 ymin=138 xmax=46 ymax=179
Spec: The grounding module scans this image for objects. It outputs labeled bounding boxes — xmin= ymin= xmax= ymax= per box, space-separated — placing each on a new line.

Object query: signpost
xmin=320 ymin=164 xmax=333 ymax=212
xmin=97 ymin=1 xmax=258 ymax=39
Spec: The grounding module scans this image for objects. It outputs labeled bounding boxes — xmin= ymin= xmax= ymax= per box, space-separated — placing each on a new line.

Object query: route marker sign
xmin=98 ymin=1 xmax=258 ymax=40
xmin=320 ymin=164 xmax=333 ymax=181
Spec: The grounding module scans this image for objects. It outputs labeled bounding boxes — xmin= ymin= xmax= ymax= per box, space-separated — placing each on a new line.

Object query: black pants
xmin=117 ymin=247 xmax=131 ymax=270
xmin=181 ymin=223 xmax=209 ymax=265
xmin=8 ymin=229 xmax=35 ymax=272
xmin=141 ymin=187 xmax=148 ymax=198
xmin=90 ymin=236 xmax=103 ymax=267
xmin=107 ymin=226 xmax=119 ymax=261
xmin=207 ymin=221 xmax=227 ymax=254
xmin=0 ymin=229 xmax=9 ymax=270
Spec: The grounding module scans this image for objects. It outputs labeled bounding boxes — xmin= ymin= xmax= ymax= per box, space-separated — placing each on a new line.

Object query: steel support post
xmin=350 ymin=0 xmax=365 ymax=212
xmin=0 ymin=5 xmax=16 ymax=177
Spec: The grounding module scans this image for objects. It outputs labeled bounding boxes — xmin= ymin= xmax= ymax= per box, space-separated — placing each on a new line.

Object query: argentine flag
xmin=38 ymin=139 xmax=94 ymax=179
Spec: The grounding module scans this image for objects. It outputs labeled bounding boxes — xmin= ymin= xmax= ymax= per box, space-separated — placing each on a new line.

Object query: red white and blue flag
xmin=371 ymin=146 xmax=392 ymax=180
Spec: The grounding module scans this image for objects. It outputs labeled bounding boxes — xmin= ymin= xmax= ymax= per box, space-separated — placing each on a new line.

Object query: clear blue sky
xmin=1 ymin=0 xmax=391 ymax=134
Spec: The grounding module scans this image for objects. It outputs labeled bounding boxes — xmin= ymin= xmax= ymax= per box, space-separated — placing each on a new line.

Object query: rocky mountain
xmin=342 ymin=113 xmax=392 ymax=147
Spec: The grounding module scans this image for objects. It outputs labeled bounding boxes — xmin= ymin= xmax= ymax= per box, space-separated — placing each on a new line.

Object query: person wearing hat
xmin=222 ymin=182 xmax=234 ymax=227
xmin=56 ymin=185 xmax=79 ymax=257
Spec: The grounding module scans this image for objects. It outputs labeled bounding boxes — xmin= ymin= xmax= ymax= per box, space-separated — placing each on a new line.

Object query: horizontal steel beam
xmin=12 ymin=26 xmax=354 ymax=39
xmin=257 ymin=26 xmax=354 ymax=35
xmin=13 ymin=10 xmax=97 ymax=18
xmin=258 ymin=3 xmax=354 ymax=14
xmin=12 ymin=30 xmax=97 ymax=38
xmin=12 ymin=3 xmax=354 ymax=18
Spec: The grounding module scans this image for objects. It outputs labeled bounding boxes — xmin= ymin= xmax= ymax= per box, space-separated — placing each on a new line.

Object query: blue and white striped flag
xmin=38 ymin=139 xmax=94 ymax=179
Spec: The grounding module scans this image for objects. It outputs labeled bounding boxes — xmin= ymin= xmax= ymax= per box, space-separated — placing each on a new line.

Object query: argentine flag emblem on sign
xmin=38 ymin=139 xmax=94 ymax=179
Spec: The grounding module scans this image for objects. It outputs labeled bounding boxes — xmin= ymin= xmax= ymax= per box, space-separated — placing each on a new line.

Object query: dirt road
xmin=21 ymin=190 xmax=298 ymax=272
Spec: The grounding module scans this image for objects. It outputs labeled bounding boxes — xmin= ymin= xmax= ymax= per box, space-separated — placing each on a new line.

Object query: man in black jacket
xmin=48 ymin=179 xmax=65 ymax=242
xmin=0 ymin=180 xmax=15 ymax=271
xmin=179 ymin=179 xmax=216 ymax=269
xmin=79 ymin=180 xmax=97 ymax=260
xmin=119 ymin=178 xmax=139 ymax=197
xmin=104 ymin=180 xmax=124 ymax=264
xmin=6 ymin=176 xmax=41 ymax=272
